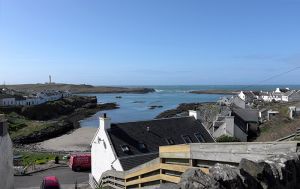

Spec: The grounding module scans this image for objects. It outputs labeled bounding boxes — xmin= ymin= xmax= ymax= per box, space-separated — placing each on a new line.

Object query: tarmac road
xmin=14 ymin=166 xmax=90 ymax=189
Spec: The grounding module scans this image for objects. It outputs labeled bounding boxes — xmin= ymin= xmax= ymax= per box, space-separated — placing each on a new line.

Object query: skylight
xmin=182 ymin=135 xmax=192 ymax=144
xmin=121 ymin=145 xmax=130 ymax=152
xmin=165 ymin=138 xmax=175 ymax=145
xmin=194 ymin=133 xmax=205 ymax=142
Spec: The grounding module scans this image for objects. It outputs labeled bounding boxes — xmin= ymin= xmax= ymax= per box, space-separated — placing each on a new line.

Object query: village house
xmin=0 ymin=88 xmax=71 ymax=107
xmin=90 ymin=110 xmax=215 ymax=188
xmin=209 ymin=107 xmax=259 ymax=142
xmin=259 ymin=88 xmax=300 ymax=103
xmin=231 ymin=107 xmax=259 ymax=139
xmin=0 ymin=114 xmax=14 ymax=189
xmin=0 ymin=94 xmax=15 ymax=106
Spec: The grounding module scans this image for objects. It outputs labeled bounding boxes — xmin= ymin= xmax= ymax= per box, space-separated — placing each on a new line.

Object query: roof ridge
xmin=118 ymin=152 xmax=159 ymax=160
xmin=111 ymin=116 xmax=193 ymax=125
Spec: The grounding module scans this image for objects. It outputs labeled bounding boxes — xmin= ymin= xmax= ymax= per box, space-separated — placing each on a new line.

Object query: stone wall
xmin=160 ymin=153 xmax=300 ymax=189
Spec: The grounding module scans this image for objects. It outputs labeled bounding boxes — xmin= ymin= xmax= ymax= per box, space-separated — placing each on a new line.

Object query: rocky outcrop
xmin=161 ymin=153 xmax=300 ymax=189
xmin=20 ymin=96 xmax=98 ymax=120
xmin=12 ymin=120 xmax=73 ymax=144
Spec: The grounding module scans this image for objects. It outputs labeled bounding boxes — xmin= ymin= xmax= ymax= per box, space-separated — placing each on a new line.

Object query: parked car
xmin=40 ymin=176 xmax=60 ymax=189
xmin=69 ymin=153 xmax=91 ymax=171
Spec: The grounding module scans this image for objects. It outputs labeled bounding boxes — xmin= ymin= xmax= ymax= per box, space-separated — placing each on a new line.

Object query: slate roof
xmin=232 ymin=108 xmax=259 ymax=123
xmin=106 ymin=116 xmax=214 ymax=170
xmin=214 ymin=121 xmax=225 ymax=128
xmin=119 ymin=153 xmax=158 ymax=170
xmin=0 ymin=94 xmax=15 ymax=99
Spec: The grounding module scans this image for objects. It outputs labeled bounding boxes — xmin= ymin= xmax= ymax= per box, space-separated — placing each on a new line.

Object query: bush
xmin=216 ymin=135 xmax=240 ymax=142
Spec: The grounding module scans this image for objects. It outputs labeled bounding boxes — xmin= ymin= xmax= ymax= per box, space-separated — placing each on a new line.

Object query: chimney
xmin=289 ymin=106 xmax=296 ymax=119
xmin=189 ymin=110 xmax=201 ymax=120
xmin=99 ymin=113 xmax=111 ymax=130
xmin=0 ymin=114 xmax=8 ymax=137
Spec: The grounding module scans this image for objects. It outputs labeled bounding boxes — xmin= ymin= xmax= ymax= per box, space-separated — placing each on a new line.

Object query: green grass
xmin=10 ymin=121 xmax=56 ymax=140
xmin=6 ymin=112 xmax=57 ymax=140
xmin=17 ymin=151 xmax=63 ymax=166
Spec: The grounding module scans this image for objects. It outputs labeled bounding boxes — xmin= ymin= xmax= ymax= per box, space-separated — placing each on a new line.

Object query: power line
xmin=243 ymin=66 xmax=300 ymax=90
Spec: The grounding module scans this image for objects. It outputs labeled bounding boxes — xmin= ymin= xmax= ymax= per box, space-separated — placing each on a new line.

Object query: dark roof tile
xmin=107 ymin=117 xmax=214 ymax=159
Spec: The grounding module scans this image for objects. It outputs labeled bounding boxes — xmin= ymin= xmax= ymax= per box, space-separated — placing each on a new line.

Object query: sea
xmin=79 ymin=85 xmax=300 ymax=127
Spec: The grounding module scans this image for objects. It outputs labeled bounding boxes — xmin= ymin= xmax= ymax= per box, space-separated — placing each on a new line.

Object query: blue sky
xmin=0 ymin=0 xmax=300 ymax=85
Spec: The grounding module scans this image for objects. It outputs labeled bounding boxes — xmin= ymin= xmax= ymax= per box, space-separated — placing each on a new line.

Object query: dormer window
xmin=165 ymin=138 xmax=175 ymax=145
xmin=121 ymin=145 xmax=130 ymax=153
xmin=182 ymin=135 xmax=192 ymax=144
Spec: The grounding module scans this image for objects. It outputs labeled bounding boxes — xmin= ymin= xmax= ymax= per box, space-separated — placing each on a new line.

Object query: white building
xmin=0 ymin=90 xmax=71 ymax=107
xmin=90 ymin=111 xmax=215 ymax=188
xmin=0 ymin=98 xmax=15 ymax=106
xmin=0 ymin=114 xmax=14 ymax=189
xmin=260 ymin=88 xmax=300 ymax=102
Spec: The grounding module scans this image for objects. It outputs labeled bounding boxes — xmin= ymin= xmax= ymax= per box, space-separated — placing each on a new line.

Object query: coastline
xmin=5 ymin=83 xmax=155 ymax=94
xmin=28 ymin=102 xmax=219 ymax=153
xmin=4 ymin=96 xmax=119 ymax=145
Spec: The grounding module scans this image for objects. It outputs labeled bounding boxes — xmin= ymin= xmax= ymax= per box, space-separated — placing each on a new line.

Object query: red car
xmin=40 ymin=176 xmax=60 ymax=189
xmin=69 ymin=153 xmax=91 ymax=171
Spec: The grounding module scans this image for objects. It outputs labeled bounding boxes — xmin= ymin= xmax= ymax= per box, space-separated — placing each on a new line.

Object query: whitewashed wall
xmin=91 ymin=127 xmax=123 ymax=183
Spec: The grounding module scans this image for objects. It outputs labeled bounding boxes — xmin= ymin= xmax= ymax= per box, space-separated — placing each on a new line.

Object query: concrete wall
xmin=234 ymin=124 xmax=248 ymax=142
xmin=91 ymin=125 xmax=123 ymax=183
xmin=225 ymin=117 xmax=234 ymax=136
xmin=189 ymin=142 xmax=299 ymax=164
xmin=0 ymin=116 xmax=14 ymax=189
xmin=212 ymin=123 xmax=227 ymax=139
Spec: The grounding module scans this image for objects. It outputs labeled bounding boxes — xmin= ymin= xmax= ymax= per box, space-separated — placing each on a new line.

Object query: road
xmin=14 ymin=166 xmax=90 ymax=189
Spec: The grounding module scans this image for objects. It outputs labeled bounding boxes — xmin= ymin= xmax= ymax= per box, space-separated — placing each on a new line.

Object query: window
xmin=121 ymin=145 xmax=130 ymax=153
xmin=194 ymin=133 xmax=205 ymax=142
xmin=182 ymin=135 xmax=192 ymax=143
xmin=165 ymin=138 xmax=175 ymax=145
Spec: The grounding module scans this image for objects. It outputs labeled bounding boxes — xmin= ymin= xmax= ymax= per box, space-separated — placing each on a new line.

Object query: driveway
xmin=14 ymin=166 xmax=90 ymax=189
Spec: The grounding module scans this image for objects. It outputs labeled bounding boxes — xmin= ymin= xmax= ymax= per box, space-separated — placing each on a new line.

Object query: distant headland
xmin=4 ymin=83 xmax=155 ymax=94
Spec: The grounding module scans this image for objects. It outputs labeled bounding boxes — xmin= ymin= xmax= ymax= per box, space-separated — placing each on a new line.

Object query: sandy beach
xmin=35 ymin=127 xmax=98 ymax=152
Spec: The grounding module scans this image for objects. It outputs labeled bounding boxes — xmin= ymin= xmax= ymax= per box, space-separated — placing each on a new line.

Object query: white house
xmin=0 ymin=114 xmax=14 ymax=189
xmin=0 ymin=94 xmax=16 ymax=106
xmin=90 ymin=111 xmax=215 ymax=188
xmin=0 ymin=90 xmax=72 ymax=107
xmin=259 ymin=88 xmax=300 ymax=103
